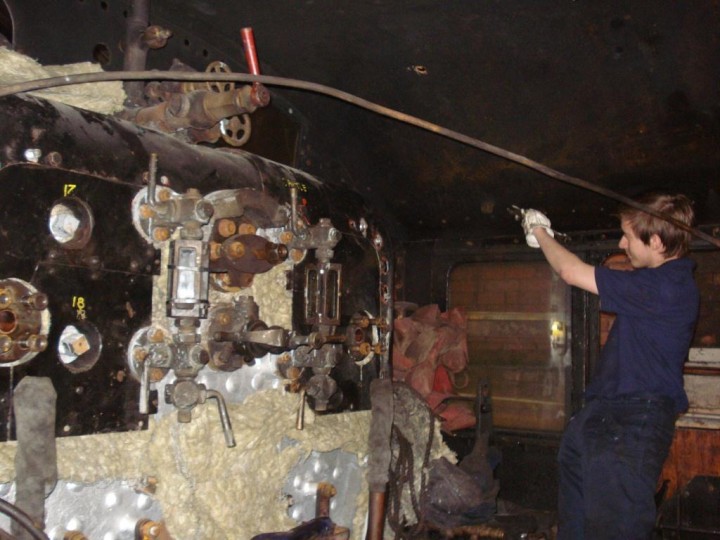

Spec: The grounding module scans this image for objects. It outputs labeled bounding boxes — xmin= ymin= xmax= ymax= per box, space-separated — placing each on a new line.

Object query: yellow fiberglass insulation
xmin=0 ymin=385 xmax=455 ymax=539
xmin=0 ymin=47 xmax=126 ymax=114
xmin=0 ymin=389 xmax=369 ymax=539
xmin=247 ymin=262 xmax=293 ymax=330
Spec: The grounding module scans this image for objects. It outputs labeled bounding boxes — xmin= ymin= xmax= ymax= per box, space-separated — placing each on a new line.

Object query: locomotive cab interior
xmin=0 ymin=1 xmax=718 ymax=539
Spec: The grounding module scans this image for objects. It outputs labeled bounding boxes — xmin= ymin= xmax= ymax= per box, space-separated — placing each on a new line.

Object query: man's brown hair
xmin=618 ymin=193 xmax=694 ymax=259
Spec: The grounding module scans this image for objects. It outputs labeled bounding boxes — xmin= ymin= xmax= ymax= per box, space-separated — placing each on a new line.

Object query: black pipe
xmin=0 ymin=70 xmax=717 ymax=248
xmin=121 ymin=0 xmax=151 ymax=106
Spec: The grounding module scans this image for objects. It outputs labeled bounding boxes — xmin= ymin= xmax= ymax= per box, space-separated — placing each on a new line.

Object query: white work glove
xmin=522 ymin=209 xmax=554 ymax=248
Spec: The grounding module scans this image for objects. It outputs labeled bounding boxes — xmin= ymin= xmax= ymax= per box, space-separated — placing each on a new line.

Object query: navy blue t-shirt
xmin=587 ymin=257 xmax=699 ymax=413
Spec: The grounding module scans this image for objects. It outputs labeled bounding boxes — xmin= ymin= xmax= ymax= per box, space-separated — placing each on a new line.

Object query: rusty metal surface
xmin=5 ymin=0 xmax=719 ymax=242
xmin=0 ymin=92 xmax=393 ymax=438
xmin=266 ymin=1 xmax=720 ymax=240
xmin=657 ymin=475 xmax=720 ymax=538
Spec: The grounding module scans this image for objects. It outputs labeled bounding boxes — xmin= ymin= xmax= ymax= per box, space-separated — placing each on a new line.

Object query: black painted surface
xmin=3 ymin=0 xmax=719 ymax=243
xmin=0 ymin=166 xmax=156 ymax=439
xmin=0 ymin=92 xmax=392 ymax=438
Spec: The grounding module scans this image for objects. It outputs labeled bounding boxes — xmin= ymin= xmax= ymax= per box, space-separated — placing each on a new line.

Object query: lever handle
xmin=206 ymin=389 xmax=236 ymax=448
xmin=240 ymin=27 xmax=270 ymax=108
xmin=240 ymin=27 xmax=261 ymax=75
xmin=139 ymin=355 xmax=150 ymax=415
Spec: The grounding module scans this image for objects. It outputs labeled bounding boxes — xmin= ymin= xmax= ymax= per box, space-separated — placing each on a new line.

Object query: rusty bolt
xmin=139 ymin=204 xmax=156 ymax=219
xmin=226 ymin=241 xmax=245 ymax=259
xmin=28 ymin=335 xmax=48 ymax=352
xmin=279 ymin=231 xmax=294 ymax=244
xmin=0 ymin=336 xmax=12 ymax=354
xmin=355 ymin=316 xmax=370 ymax=328
xmin=157 ymin=188 xmax=171 ymax=202
xmin=290 ymin=248 xmax=305 ymax=263
xmin=149 ymin=368 xmax=166 ymax=383
xmin=133 ymin=347 xmax=148 ymax=362
xmin=380 ymin=284 xmax=390 ymax=304
xmin=43 ymin=151 xmax=63 ymax=167
xmin=144 ymin=81 xmax=163 ymax=100
xmin=287 ymin=366 xmax=302 ymax=380
xmin=353 ymin=342 xmax=372 ymax=356
xmin=142 ymin=476 xmax=158 ymax=494
xmin=217 ymin=219 xmax=237 ymax=238
xmin=143 ymin=25 xmax=172 ymax=49
xmin=216 ymin=312 xmax=232 ymax=326
xmin=149 ymin=329 xmax=165 ymax=343
xmin=212 ymin=351 xmax=229 ymax=367
xmin=276 ymin=353 xmax=291 ymax=367
xmin=63 ymin=532 xmax=89 ymax=540
xmin=152 ymin=227 xmax=170 ymax=242
xmin=237 ymin=223 xmax=257 ymax=235
xmin=209 ymin=242 xmax=222 ymax=261
xmin=136 ymin=519 xmax=163 ymax=539
xmin=0 ymin=288 xmax=13 ymax=308
xmin=380 ymin=256 xmax=390 ymax=275
xmin=166 ymin=93 xmax=187 ymax=117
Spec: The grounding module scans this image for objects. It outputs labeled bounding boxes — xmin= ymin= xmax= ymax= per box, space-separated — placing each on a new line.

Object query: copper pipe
xmin=365 ymin=491 xmax=386 ymax=540
xmin=315 ymin=482 xmax=336 ymax=518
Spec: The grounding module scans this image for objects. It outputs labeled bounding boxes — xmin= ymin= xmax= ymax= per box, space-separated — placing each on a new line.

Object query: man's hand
xmin=522 ymin=209 xmax=554 ymax=248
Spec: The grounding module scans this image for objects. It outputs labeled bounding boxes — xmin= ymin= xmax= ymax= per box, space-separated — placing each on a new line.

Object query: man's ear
xmin=649 ymin=233 xmax=666 ymax=253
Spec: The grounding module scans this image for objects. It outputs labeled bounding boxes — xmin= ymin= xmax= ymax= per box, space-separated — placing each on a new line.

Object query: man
xmin=521 ymin=193 xmax=699 ymax=540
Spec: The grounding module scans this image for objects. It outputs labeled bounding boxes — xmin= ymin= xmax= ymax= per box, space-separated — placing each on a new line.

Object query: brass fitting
xmin=217 ymin=219 xmax=237 ymax=238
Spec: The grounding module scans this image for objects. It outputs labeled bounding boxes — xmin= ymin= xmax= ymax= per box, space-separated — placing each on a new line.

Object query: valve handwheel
xmin=205 ymin=60 xmax=234 ymax=93
xmin=220 ymin=113 xmax=252 ymax=147
xmin=205 ymin=61 xmax=253 ymax=147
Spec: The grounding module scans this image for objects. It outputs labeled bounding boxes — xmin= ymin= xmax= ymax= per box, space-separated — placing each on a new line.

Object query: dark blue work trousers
xmin=557 ymin=395 xmax=676 ymax=540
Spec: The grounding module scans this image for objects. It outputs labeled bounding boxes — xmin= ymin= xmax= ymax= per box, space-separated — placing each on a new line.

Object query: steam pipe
xmin=1 ymin=70 xmax=718 ymax=248
xmin=122 ymin=0 xmax=151 ymax=106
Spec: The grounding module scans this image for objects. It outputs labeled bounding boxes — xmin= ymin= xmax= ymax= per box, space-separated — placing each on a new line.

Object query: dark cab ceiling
xmin=4 ymin=0 xmax=720 ymax=243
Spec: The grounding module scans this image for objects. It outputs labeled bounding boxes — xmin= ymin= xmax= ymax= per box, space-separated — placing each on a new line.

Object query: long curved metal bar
xmin=0 ymin=70 xmax=717 ymax=248
xmin=0 ymin=498 xmax=50 ymax=540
